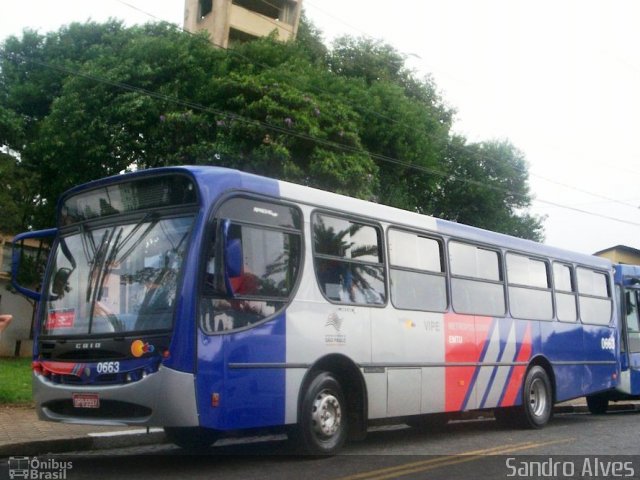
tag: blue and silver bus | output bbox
[12,166,619,454]
[585,263,640,414]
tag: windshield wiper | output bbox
[96,227,123,303]
[113,212,159,265]
[86,229,112,303]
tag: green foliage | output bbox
[433,138,545,241]
[0,153,38,231]
[0,358,32,404]
[0,17,543,240]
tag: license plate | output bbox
[72,393,100,409]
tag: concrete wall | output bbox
[184,0,302,48]
[596,249,640,265]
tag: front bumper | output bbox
[33,365,199,427]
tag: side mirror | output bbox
[11,228,57,301]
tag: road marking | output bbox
[337,438,575,480]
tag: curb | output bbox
[0,430,167,457]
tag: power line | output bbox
[531,173,639,210]
[5,49,640,230]
[111,0,444,148]
[303,0,640,210]
[5,0,640,226]
[303,0,372,39]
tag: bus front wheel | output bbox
[294,371,348,455]
[519,365,553,428]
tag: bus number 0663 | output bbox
[96,362,120,374]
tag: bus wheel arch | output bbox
[295,354,368,452]
[528,355,557,403]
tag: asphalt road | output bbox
[3,410,640,480]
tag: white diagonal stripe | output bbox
[483,322,517,408]
[468,321,501,409]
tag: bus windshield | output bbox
[42,215,194,336]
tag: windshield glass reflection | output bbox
[43,216,194,336]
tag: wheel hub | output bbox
[311,390,342,438]
[528,377,547,417]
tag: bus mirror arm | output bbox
[11,228,57,301]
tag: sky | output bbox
[1,0,640,255]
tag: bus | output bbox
[12,166,619,454]
[585,263,640,414]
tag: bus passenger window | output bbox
[507,253,552,321]
[313,214,386,306]
[577,268,612,326]
[626,290,640,353]
[449,241,505,316]
[199,198,302,334]
[388,229,447,312]
[553,263,577,322]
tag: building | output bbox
[184,0,303,49]
[594,245,640,265]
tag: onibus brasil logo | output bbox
[8,457,72,479]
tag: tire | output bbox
[586,395,609,415]
[293,371,348,455]
[164,426,219,450]
[518,365,553,429]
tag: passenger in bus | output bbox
[317,260,343,300]
[340,271,383,305]
[210,237,271,331]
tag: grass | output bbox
[0,357,32,404]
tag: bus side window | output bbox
[388,229,447,312]
[627,290,640,353]
[577,268,612,326]
[312,213,386,306]
[449,241,505,317]
[200,200,302,334]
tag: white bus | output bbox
[13,166,618,454]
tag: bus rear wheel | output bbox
[518,365,553,428]
[293,371,348,455]
[164,426,219,450]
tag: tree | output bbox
[0,152,37,231]
[432,137,545,241]
[0,19,543,241]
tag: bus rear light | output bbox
[32,361,43,376]
[162,349,170,359]
[211,393,220,408]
